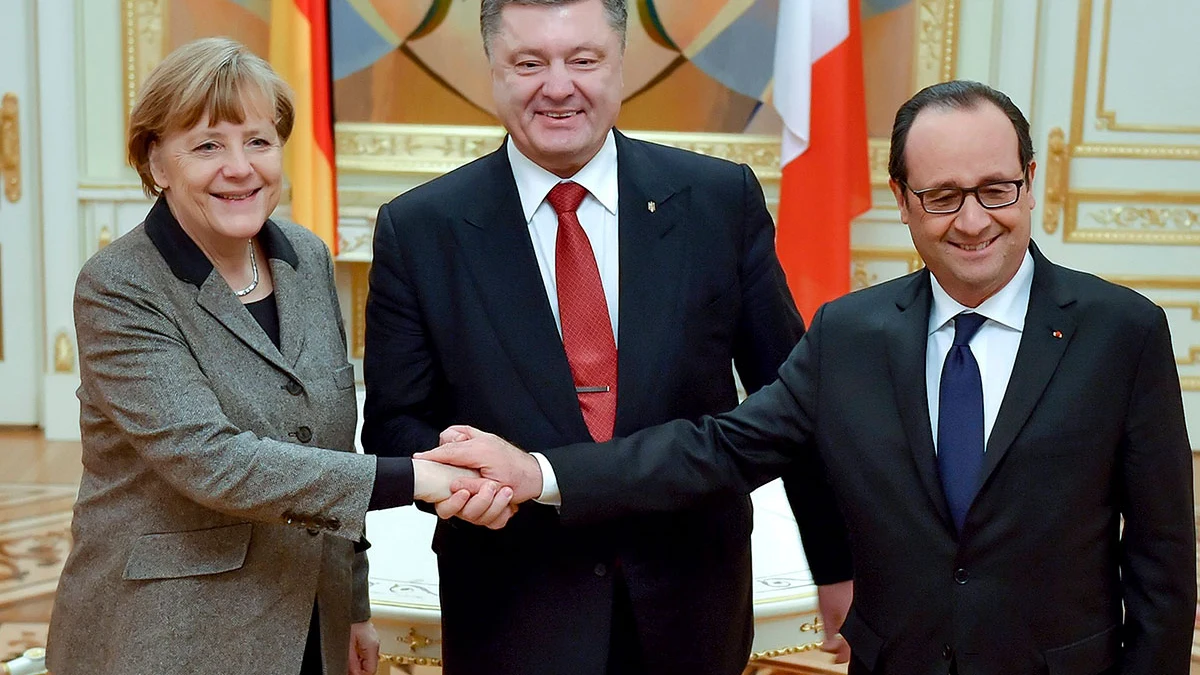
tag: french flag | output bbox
[773,0,871,320]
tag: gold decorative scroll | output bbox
[1064,191,1200,245]
[1042,128,1067,235]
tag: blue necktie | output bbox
[937,312,988,532]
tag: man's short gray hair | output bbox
[480,0,628,59]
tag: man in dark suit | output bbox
[425,80,1197,675]
[361,1,853,674]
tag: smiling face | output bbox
[890,103,1036,307]
[149,96,283,247]
[488,0,624,177]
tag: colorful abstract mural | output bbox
[160,0,917,136]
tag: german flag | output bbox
[270,0,338,254]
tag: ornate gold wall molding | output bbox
[1064,190,1200,245]
[1106,275,1200,290]
[850,248,924,290]
[1094,0,1200,134]
[1088,206,1198,232]
[53,332,74,373]
[916,0,959,86]
[1043,127,1068,234]
[0,93,20,203]
[1106,277,1200,392]
[336,124,788,180]
[869,139,890,187]
[1155,301,1200,367]
[1069,0,1200,157]
[122,0,166,123]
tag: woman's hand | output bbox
[348,620,380,675]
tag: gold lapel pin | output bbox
[1052,330,1063,339]
[647,201,656,213]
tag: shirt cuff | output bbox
[368,457,415,510]
[530,452,561,506]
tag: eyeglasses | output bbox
[900,179,1026,214]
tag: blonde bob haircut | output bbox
[127,37,295,197]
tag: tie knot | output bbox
[547,181,589,215]
[952,312,987,346]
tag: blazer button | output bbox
[942,644,954,661]
[953,568,969,584]
[295,426,313,443]
[326,517,341,531]
[593,563,607,577]
[283,380,303,396]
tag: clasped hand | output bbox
[411,425,543,529]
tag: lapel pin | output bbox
[647,201,656,213]
[1052,330,1063,339]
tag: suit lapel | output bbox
[979,246,1076,485]
[611,133,686,435]
[269,257,307,367]
[885,270,954,529]
[451,148,587,440]
[195,271,297,378]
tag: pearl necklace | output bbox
[233,241,259,297]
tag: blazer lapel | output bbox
[269,257,307,367]
[451,148,587,440]
[885,269,954,529]
[611,133,686,435]
[979,245,1076,485]
[195,271,297,378]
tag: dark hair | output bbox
[888,80,1034,185]
[480,0,628,59]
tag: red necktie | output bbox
[547,181,617,442]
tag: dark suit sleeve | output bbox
[730,165,853,586]
[545,304,835,525]
[361,203,443,459]
[1117,307,1196,675]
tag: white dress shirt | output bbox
[506,130,620,338]
[926,251,1034,450]
[507,132,620,505]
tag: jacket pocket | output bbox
[838,605,884,671]
[122,522,253,581]
[333,363,356,389]
[1044,625,1118,675]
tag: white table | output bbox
[366,479,826,668]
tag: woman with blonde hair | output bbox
[45,37,503,675]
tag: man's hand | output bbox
[347,621,380,675]
[816,579,853,664]
[416,425,544,503]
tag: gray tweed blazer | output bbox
[47,198,378,674]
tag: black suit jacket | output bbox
[545,245,1196,675]
[362,132,853,675]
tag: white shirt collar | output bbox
[928,249,1035,335]
[506,130,619,223]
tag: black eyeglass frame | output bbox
[899,178,1027,215]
